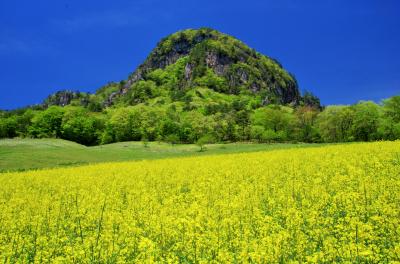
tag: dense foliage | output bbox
[0,29,398,145]
[127,28,300,105]
[0,95,399,145]
[1,142,399,262]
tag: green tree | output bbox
[15,109,36,137]
[61,107,104,146]
[351,101,382,141]
[196,134,216,152]
[294,106,320,142]
[317,106,354,142]
[193,68,228,92]
[141,135,150,148]
[236,110,251,140]
[102,107,143,143]
[124,80,158,105]
[379,96,400,140]
[301,91,321,109]
[0,117,17,138]
[250,125,265,142]
[250,105,295,142]
[165,134,180,145]
[181,111,215,143]
[382,96,400,122]
[262,129,281,143]
[28,106,65,138]
[161,118,181,141]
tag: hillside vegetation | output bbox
[1,95,399,146]
[0,28,399,145]
[0,142,398,262]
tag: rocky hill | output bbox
[118,28,299,104]
[44,28,303,109]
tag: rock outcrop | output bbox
[43,90,89,107]
[121,28,300,105]
[43,28,303,108]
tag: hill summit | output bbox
[44,28,302,109]
[114,28,300,105]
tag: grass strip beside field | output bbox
[0,138,324,172]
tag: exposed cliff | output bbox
[43,90,89,107]
[44,28,304,108]
[119,28,300,105]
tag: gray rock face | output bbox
[184,63,193,80]
[43,90,88,107]
[104,91,119,107]
[119,28,301,105]
[205,52,232,76]
[126,30,216,89]
[39,29,304,109]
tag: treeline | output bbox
[0,95,399,145]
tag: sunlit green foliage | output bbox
[61,107,104,146]
[0,28,398,145]
[28,106,65,138]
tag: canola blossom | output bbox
[0,142,399,263]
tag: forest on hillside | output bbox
[1,29,399,146]
[3,28,398,147]
[1,94,399,146]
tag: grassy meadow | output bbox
[0,138,319,172]
[0,141,399,262]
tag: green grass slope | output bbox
[0,138,321,172]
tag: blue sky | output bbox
[0,0,399,110]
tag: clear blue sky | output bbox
[0,0,399,110]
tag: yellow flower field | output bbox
[0,142,399,263]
